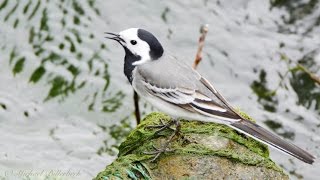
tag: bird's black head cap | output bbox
[137,29,164,60]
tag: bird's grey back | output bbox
[137,54,199,88]
[136,53,224,105]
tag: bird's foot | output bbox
[144,120,181,162]
[144,145,175,162]
[145,118,176,134]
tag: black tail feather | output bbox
[230,120,315,164]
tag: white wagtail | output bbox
[105,28,315,164]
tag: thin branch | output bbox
[268,69,290,96]
[297,63,320,85]
[192,24,209,69]
[274,53,320,96]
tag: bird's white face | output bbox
[106,28,164,67]
[118,28,151,65]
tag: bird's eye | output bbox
[130,40,137,45]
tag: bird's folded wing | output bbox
[142,80,241,121]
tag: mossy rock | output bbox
[95,112,288,180]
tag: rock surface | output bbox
[95,112,289,179]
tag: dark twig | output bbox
[133,91,141,125]
[193,24,209,69]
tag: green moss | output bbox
[120,112,269,158]
[95,155,151,180]
[236,109,256,122]
[95,112,285,179]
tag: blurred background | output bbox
[0,0,319,179]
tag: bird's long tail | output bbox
[229,119,315,164]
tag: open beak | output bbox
[104,32,125,44]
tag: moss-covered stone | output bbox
[95,112,288,180]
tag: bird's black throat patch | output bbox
[124,47,141,84]
[137,29,164,60]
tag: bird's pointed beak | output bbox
[104,32,125,44]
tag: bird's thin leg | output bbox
[145,118,176,134]
[144,120,181,162]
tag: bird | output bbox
[105,28,315,164]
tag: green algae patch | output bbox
[95,154,152,180]
[95,112,287,179]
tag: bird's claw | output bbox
[145,119,176,134]
[144,145,175,162]
[144,120,181,162]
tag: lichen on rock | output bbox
[95,112,288,180]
